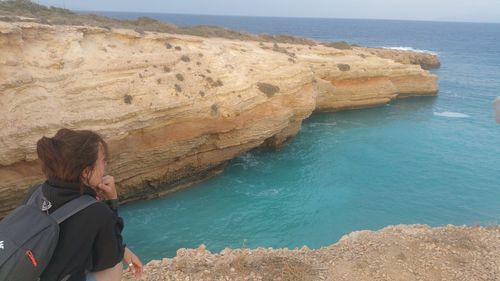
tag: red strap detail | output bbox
[26,250,38,267]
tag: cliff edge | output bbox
[122,224,500,281]
[0,19,438,217]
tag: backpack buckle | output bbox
[41,199,52,213]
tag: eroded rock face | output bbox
[306,47,438,111]
[0,22,438,217]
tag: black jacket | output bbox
[21,179,126,281]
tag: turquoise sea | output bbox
[93,13,500,261]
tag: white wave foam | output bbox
[256,188,281,197]
[433,111,470,118]
[235,153,261,169]
[322,122,337,126]
[381,46,437,55]
[309,122,337,127]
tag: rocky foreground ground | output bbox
[122,224,500,281]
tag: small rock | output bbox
[198,244,206,253]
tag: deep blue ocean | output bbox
[92,12,500,261]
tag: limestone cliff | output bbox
[0,21,438,217]
[364,47,440,70]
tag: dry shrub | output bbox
[123,94,133,104]
[174,84,182,92]
[272,43,296,58]
[249,256,316,281]
[280,258,317,281]
[204,77,223,87]
[213,79,223,87]
[257,82,280,97]
[337,63,350,71]
[211,103,218,115]
[230,254,249,272]
[175,73,184,81]
[322,41,352,50]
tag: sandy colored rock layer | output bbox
[365,48,440,70]
[122,224,500,281]
[0,21,438,217]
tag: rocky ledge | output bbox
[122,224,500,281]
[0,21,438,217]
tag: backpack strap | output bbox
[25,183,44,206]
[26,183,98,224]
[50,195,97,224]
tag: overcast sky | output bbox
[36,0,500,23]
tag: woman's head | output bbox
[36,128,109,193]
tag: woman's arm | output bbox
[123,247,144,277]
[95,176,144,277]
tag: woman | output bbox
[22,128,143,281]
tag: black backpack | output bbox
[0,183,97,281]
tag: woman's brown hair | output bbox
[36,128,109,193]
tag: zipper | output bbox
[26,250,38,267]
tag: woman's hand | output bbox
[123,247,143,277]
[96,175,118,200]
